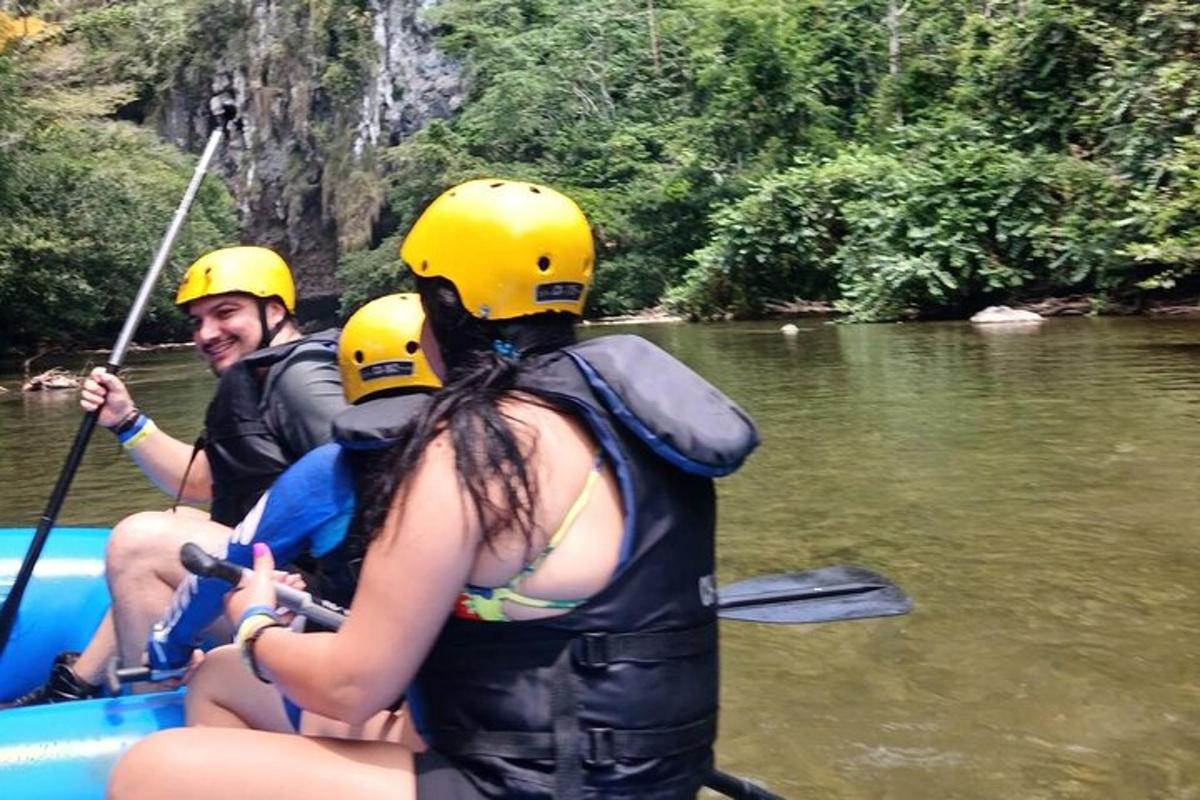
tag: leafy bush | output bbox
[0,121,237,353]
[670,117,1135,321]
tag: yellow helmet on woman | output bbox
[400,179,594,320]
[175,246,296,313]
[338,293,442,404]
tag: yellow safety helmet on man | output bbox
[338,293,442,404]
[400,179,594,320]
[175,246,296,313]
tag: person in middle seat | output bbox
[146,293,443,687]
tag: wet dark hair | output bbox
[356,276,577,547]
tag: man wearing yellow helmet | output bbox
[4,247,347,708]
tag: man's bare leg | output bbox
[104,510,233,672]
[69,609,119,685]
[67,508,214,684]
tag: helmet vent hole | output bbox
[529,186,540,194]
[489,182,504,188]
[353,350,364,364]
[537,256,551,272]
[405,341,419,355]
[421,260,429,272]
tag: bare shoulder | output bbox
[499,393,591,447]
[376,428,476,550]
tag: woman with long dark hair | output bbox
[108,179,758,800]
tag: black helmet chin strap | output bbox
[257,297,290,349]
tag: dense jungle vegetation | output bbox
[0,7,237,354]
[1,1,1198,354]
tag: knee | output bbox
[106,512,173,574]
[107,729,195,799]
[184,645,241,722]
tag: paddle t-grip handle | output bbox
[103,658,186,695]
[180,542,242,584]
[178,542,348,630]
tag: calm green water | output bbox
[3,318,1200,799]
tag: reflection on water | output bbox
[4,318,1200,798]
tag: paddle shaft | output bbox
[0,127,225,657]
[705,768,788,800]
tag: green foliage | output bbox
[336,233,412,317]
[671,118,1135,321]
[11,0,1200,334]
[0,120,237,353]
[330,0,1197,320]
[0,50,19,204]
[1124,136,1200,277]
[68,0,192,96]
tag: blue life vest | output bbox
[150,393,431,670]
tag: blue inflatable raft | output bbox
[0,527,184,800]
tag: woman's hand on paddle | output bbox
[226,542,278,622]
[80,367,135,429]
[224,543,305,625]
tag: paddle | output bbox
[0,121,229,657]
[180,544,912,628]
[716,564,912,623]
[179,544,912,800]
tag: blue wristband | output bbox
[115,414,149,446]
[238,605,279,627]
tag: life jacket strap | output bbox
[426,621,717,671]
[424,622,717,798]
[428,714,717,764]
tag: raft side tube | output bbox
[0,690,185,800]
[0,527,112,700]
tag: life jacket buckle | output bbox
[583,727,615,767]
[576,632,609,668]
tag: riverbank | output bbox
[4,294,1198,367]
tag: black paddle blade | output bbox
[717,565,912,624]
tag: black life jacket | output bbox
[204,329,339,526]
[408,334,759,800]
[332,393,433,452]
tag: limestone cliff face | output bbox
[158,0,461,302]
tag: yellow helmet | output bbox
[400,179,594,320]
[176,246,296,313]
[338,293,442,404]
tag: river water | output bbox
[2,317,1199,799]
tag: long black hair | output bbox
[356,276,577,548]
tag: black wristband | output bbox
[110,407,142,435]
[244,622,286,684]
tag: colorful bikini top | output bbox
[453,453,604,622]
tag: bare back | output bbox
[462,396,624,620]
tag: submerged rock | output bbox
[969,306,1044,325]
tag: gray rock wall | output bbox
[158,0,462,302]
